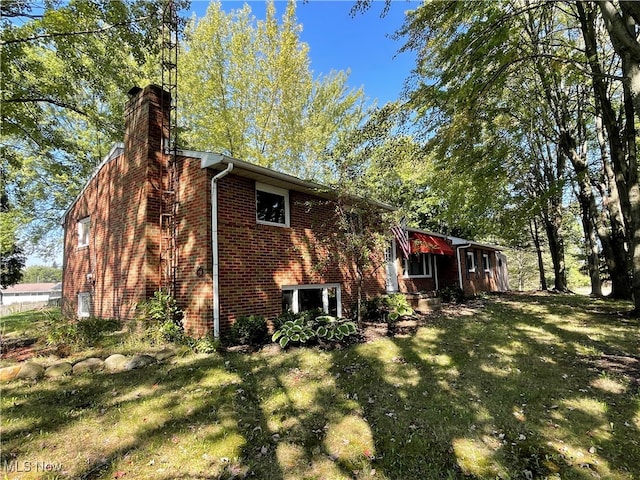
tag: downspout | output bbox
[211,163,234,338]
[456,244,471,290]
[433,255,439,291]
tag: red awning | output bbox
[409,233,455,256]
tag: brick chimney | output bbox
[123,85,172,298]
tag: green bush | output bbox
[272,311,358,349]
[229,315,268,346]
[137,290,184,344]
[272,317,315,348]
[45,313,120,353]
[437,286,465,304]
[192,333,221,354]
[362,294,414,323]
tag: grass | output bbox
[1,293,639,479]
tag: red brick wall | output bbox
[173,158,213,337]
[215,174,387,332]
[63,84,388,335]
[62,85,169,320]
[459,247,500,296]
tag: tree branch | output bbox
[0,15,152,46]
[3,97,89,117]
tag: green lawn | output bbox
[1,293,639,479]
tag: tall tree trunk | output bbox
[529,217,547,291]
[541,207,567,292]
[579,2,637,302]
[595,115,632,298]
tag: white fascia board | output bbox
[190,149,396,211]
[448,235,503,251]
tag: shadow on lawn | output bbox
[2,294,638,479]
[1,354,284,480]
[328,293,639,479]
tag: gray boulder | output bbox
[73,358,104,374]
[16,362,44,380]
[45,362,73,378]
[124,354,157,371]
[104,354,129,372]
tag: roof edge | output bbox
[61,143,124,225]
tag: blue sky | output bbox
[27,1,417,267]
[191,0,417,105]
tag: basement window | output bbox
[282,284,340,317]
[78,216,90,248]
[256,183,289,227]
[78,292,91,318]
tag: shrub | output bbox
[272,317,315,348]
[229,315,268,346]
[272,311,358,349]
[137,290,185,344]
[314,315,357,341]
[362,294,414,323]
[192,333,221,354]
[437,286,465,304]
[45,312,120,353]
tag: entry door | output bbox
[385,241,399,292]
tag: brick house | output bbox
[62,85,508,336]
[387,229,509,299]
[61,85,391,336]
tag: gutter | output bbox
[455,243,472,290]
[211,163,234,338]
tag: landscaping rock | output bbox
[16,362,44,380]
[73,358,104,374]
[104,354,129,372]
[124,354,156,371]
[154,347,176,361]
[45,362,73,378]
[0,365,22,382]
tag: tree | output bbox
[0,180,25,288]
[386,0,640,299]
[179,0,367,180]
[21,265,63,283]
[1,0,180,256]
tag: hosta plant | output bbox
[272,318,315,348]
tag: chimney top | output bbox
[127,86,142,97]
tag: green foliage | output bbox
[314,315,357,341]
[362,294,414,323]
[180,0,366,181]
[272,311,358,349]
[191,333,222,354]
[1,0,180,255]
[21,265,62,283]
[137,290,185,344]
[45,310,120,353]
[272,318,315,349]
[437,286,465,304]
[228,315,268,347]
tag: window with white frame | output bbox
[404,253,432,278]
[78,216,90,247]
[78,292,91,318]
[482,253,490,273]
[256,182,289,227]
[282,284,340,317]
[466,251,476,272]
